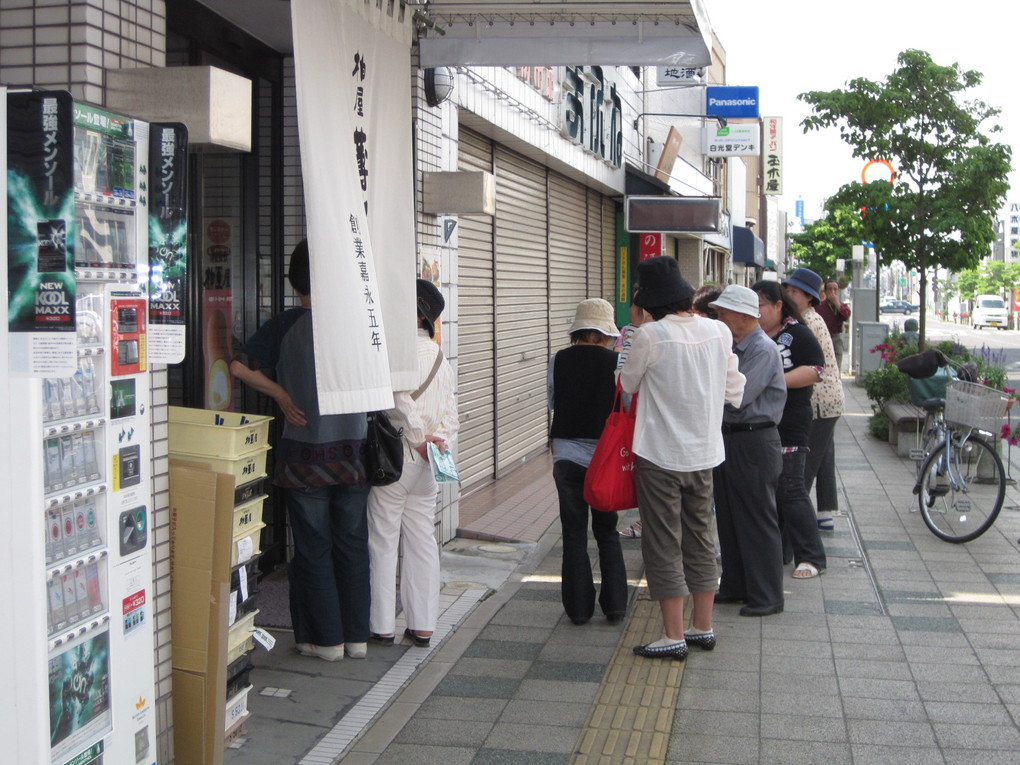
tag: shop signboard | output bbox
[705,86,760,119]
[703,123,760,157]
[560,66,623,169]
[656,66,703,86]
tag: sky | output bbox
[706,0,1020,224]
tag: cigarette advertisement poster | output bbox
[7,90,78,375]
[147,122,188,364]
[48,629,112,763]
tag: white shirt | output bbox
[389,329,459,450]
[620,314,745,472]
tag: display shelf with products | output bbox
[42,354,104,423]
[42,426,105,497]
[46,492,106,566]
[47,553,110,642]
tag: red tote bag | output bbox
[583,384,638,512]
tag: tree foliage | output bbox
[954,261,1020,303]
[788,202,867,282]
[799,49,1012,348]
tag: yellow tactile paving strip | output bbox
[572,585,685,765]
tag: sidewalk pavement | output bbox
[226,379,1020,765]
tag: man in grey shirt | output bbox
[709,285,787,616]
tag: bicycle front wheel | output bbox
[917,434,1005,543]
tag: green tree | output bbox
[955,268,980,302]
[788,202,867,281]
[800,49,1012,349]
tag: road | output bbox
[879,310,1020,375]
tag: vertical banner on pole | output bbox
[7,91,77,376]
[147,123,188,364]
[291,0,418,413]
[763,116,783,196]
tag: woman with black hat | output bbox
[620,256,745,660]
[367,279,458,649]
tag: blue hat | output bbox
[782,267,822,304]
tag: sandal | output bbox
[792,562,823,579]
[619,521,642,539]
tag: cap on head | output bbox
[416,279,445,337]
[568,298,620,337]
[709,284,761,318]
[782,267,823,304]
[633,256,696,310]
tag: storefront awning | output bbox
[416,0,713,67]
[732,225,764,267]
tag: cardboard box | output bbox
[170,465,237,765]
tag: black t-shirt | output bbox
[772,321,824,447]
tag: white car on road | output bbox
[972,295,1009,329]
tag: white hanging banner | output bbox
[291,0,417,414]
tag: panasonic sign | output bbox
[705,86,760,119]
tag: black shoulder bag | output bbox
[364,348,444,486]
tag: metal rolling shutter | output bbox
[456,130,496,488]
[602,197,619,303]
[586,189,606,301]
[494,145,549,474]
[548,173,590,351]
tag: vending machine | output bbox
[4,90,181,765]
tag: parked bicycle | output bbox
[897,350,1010,543]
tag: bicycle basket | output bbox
[943,380,1009,433]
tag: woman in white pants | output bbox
[367,279,458,648]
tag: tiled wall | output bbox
[0,1,175,759]
[412,61,462,542]
[0,0,165,104]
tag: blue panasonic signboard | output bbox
[705,86,760,119]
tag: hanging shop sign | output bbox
[656,66,704,86]
[763,116,783,195]
[7,90,78,376]
[703,122,759,157]
[625,196,723,234]
[639,233,663,260]
[561,66,623,169]
[147,123,188,364]
[705,86,760,119]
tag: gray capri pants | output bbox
[633,455,719,600]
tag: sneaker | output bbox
[296,643,344,661]
[344,642,367,659]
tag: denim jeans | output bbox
[777,450,826,569]
[285,482,371,646]
[553,459,628,622]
